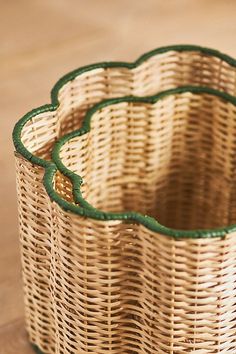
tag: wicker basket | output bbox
[13,45,236,354]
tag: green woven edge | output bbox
[12,44,236,238]
[31,344,45,354]
[51,86,236,238]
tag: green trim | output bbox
[31,344,45,354]
[12,45,236,239]
[13,44,236,168]
[51,86,236,238]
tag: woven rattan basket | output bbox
[13,45,236,354]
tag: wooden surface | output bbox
[1,0,236,352]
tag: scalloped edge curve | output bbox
[12,45,236,238]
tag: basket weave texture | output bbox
[13,45,236,353]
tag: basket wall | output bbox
[14,47,236,353]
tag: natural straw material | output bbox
[12,46,236,353]
[53,87,236,234]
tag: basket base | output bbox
[31,343,45,354]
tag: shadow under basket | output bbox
[13,45,236,354]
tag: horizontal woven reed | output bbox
[55,89,236,232]
[13,45,236,353]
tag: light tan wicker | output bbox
[54,88,236,232]
[13,45,236,354]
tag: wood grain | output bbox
[1,0,236,352]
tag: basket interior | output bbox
[57,91,236,231]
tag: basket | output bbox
[13,45,236,354]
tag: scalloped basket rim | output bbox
[12,44,236,238]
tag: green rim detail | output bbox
[51,86,236,238]
[31,344,45,354]
[12,44,236,239]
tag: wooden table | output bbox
[1,0,236,352]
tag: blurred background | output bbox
[1,0,236,352]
